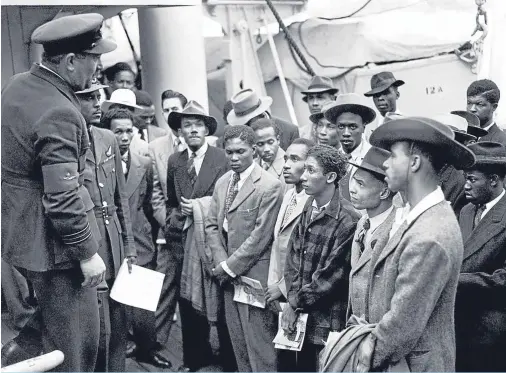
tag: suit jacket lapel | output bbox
[91,127,106,165]
[125,153,144,198]
[191,148,220,198]
[228,164,260,213]
[280,192,307,231]
[463,194,506,260]
[373,218,409,269]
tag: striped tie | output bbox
[225,173,241,215]
[281,194,297,228]
[187,152,197,185]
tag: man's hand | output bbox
[180,197,194,217]
[212,263,231,284]
[127,255,137,273]
[265,284,283,304]
[281,303,298,334]
[80,253,106,288]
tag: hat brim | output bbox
[227,97,273,126]
[309,112,324,124]
[471,157,506,167]
[364,80,405,97]
[101,100,143,114]
[347,160,386,178]
[324,103,376,125]
[168,112,217,136]
[467,125,488,138]
[370,118,476,169]
[76,83,109,95]
[83,38,117,55]
[450,110,486,136]
[301,88,338,102]
[453,131,477,144]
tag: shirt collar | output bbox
[187,141,208,159]
[342,138,371,161]
[312,197,332,211]
[406,186,446,225]
[39,63,67,84]
[238,162,255,181]
[368,205,394,233]
[483,122,496,131]
[484,188,505,213]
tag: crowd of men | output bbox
[1,12,505,373]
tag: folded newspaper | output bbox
[233,276,266,308]
[273,311,308,351]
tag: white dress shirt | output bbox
[221,162,256,278]
[480,189,505,220]
[187,141,208,176]
[483,121,496,132]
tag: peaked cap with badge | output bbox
[301,76,339,102]
[168,100,218,136]
[32,13,116,56]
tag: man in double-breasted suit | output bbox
[368,117,476,371]
[347,147,395,319]
[164,101,230,370]
[457,142,506,372]
[206,125,283,372]
[1,14,115,371]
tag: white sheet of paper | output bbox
[233,276,266,308]
[110,259,165,311]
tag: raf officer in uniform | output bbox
[76,79,136,371]
[1,14,115,372]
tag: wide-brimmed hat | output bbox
[301,76,338,102]
[431,113,476,144]
[364,72,405,97]
[348,146,391,178]
[450,127,477,144]
[450,110,487,138]
[75,77,108,95]
[101,89,143,114]
[466,142,506,167]
[32,13,116,56]
[324,93,376,125]
[227,89,273,126]
[168,100,217,136]
[369,116,476,169]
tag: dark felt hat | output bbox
[348,146,391,178]
[32,13,116,55]
[450,110,488,138]
[323,93,376,125]
[466,142,506,167]
[301,76,338,102]
[369,116,476,169]
[364,71,405,97]
[168,100,217,136]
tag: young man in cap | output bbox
[347,147,396,321]
[367,116,475,371]
[227,88,300,151]
[282,144,360,372]
[324,93,375,201]
[467,79,506,145]
[165,101,230,371]
[1,13,116,371]
[456,141,506,372]
[206,125,283,372]
[264,138,315,371]
[364,71,404,125]
[251,118,287,188]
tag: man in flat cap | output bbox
[456,141,506,372]
[367,117,475,371]
[1,13,116,371]
[364,71,404,126]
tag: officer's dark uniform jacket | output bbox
[1,64,100,270]
[85,126,135,280]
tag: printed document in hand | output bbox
[273,311,308,351]
[233,276,265,308]
[110,259,165,311]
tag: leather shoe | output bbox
[137,350,172,369]
[1,340,31,367]
[126,340,137,358]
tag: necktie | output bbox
[355,218,371,256]
[121,153,129,176]
[225,173,241,214]
[473,204,486,229]
[262,161,271,170]
[187,152,197,185]
[281,194,298,228]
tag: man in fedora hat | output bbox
[301,76,338,115]
[364,71,404,125]
[466,79,506,145]
[1,13,116,371]
[456,141,506,372]
[165,101,230,371]
[367,116,475,371]
[324,93,376,201]
[347,147,396,323]
[227,88,299,151]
